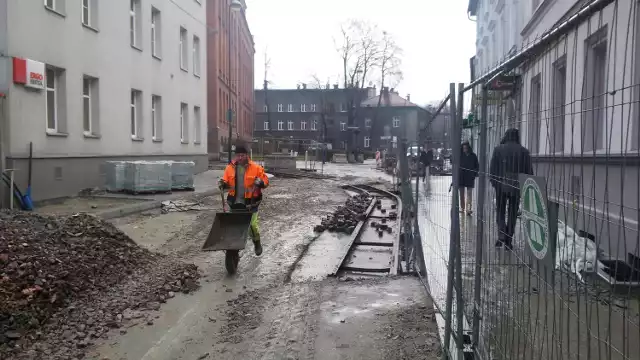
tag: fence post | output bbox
[454,83,465,359]
[443,83,460,359]
[472,84,489,359]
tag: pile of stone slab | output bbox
[313,193,373,234]
[104,160,195,194]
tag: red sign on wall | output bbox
[13,57,46,90]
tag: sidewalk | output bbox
[35,170,224,220]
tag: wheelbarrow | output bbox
[202,190,254,275]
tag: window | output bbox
[277,104,283,112]
[193,35,201,76]
[82,0,91,27]
[288,121,294,130]
[551,57,566,153]
[151,95,162,140]
[340,122,346,131]
[364,136,371,148]
[528,74,542,154]
[277,121,284,130]
[180,103,189,143]
[340,103,346,112]
[82,76,99,135]
[392,116,400,128]
[301,104,307,112]
[180,27,188,70]
[194,106,201,144]
[582,28,607,152]
[311,104,317,112]
[45,0,65,14]
[287,104,293,112]
[311,119,317,131]
[130,89,142,139]
[365,118,372,128]
[301,121,307,130]
[264,121,269,130]
[341,141,347,149]
[46,68,57,132]
[151,7,161,58]
[130,0,141,48]
[263,105,268,112]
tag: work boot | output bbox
[253,240,263,256]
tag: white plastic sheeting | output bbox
[555,220,603,281]
[105,161,127,192]
[123,161,172,193]
[170,161,195,190]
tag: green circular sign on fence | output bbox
[521,178,549,260]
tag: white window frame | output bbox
[301,121,307,130]
[311,119,317,131]
[45,0,55,9]
[151,95,160,140]
[301,104,307,112]
[82,0,90,26]
[130,0,138,47]
[263,121,269,130]
[277,120,284,130]
[287,104,293,112]
[193,106,201,144]
[340,122,346,131]
[288,121,294,130]
[193,35,201,76]
[392,116,400,128]
[130,90,138,138]
[151,8,160,58]
[364,136,371,148]
[365,118,372,128]
[46,68,58,132]
[82,77,92,134]
[263,105,268,112]
[179,27,188,71]
[311,104,316,112]
[277,104,283,112]
[180,103,188,143]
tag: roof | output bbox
[360,91,420,108]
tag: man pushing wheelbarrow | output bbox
[203,143,269,274]
[218,143,269,256]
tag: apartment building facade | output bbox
[206,0,254,159]
[0,0,208,201]
[254,86,428,152]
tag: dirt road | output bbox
[89,168,440,360]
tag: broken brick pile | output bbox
[314,193,373,234]
[0,211,200,359]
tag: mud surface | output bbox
[89,164,441,360]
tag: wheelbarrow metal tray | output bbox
[202,211,253,251]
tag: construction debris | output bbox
[313,193,373,234]
[0,211,200,359]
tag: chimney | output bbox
[297,84,301,90]
[302,83,307,89]
[407,94,411,102]
[390,88,395,94]
[333,84,339,89]
[382,86,389,94]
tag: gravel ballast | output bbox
[0,211,201,359]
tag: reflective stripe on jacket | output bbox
[222,160,269,204]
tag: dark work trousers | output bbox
[495,189,520,244]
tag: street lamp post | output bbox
[227,0,243,163]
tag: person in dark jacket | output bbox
[489,128,533,249]
[419,148,434,183]
[458,141,479,215]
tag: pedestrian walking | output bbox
[419,147,433,185]
[489,128,533,250]
[458,141,479,215]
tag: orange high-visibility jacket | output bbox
[222,160,269,203]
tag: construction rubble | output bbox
[0,211,200,359]
[313,193,373,235]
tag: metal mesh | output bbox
[403,1,640,359]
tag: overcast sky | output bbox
[245,0,476,106]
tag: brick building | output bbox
[206,0,254,160]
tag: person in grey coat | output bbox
[489,128,533,249]
[458,141,479,215]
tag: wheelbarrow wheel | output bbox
[225,250,240,275]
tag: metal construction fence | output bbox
[398,0,640,359]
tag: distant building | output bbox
[206,0,255,159]
[254,86,430,153]
[0,0,207,201]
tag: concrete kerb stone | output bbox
[96,188,220,220]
